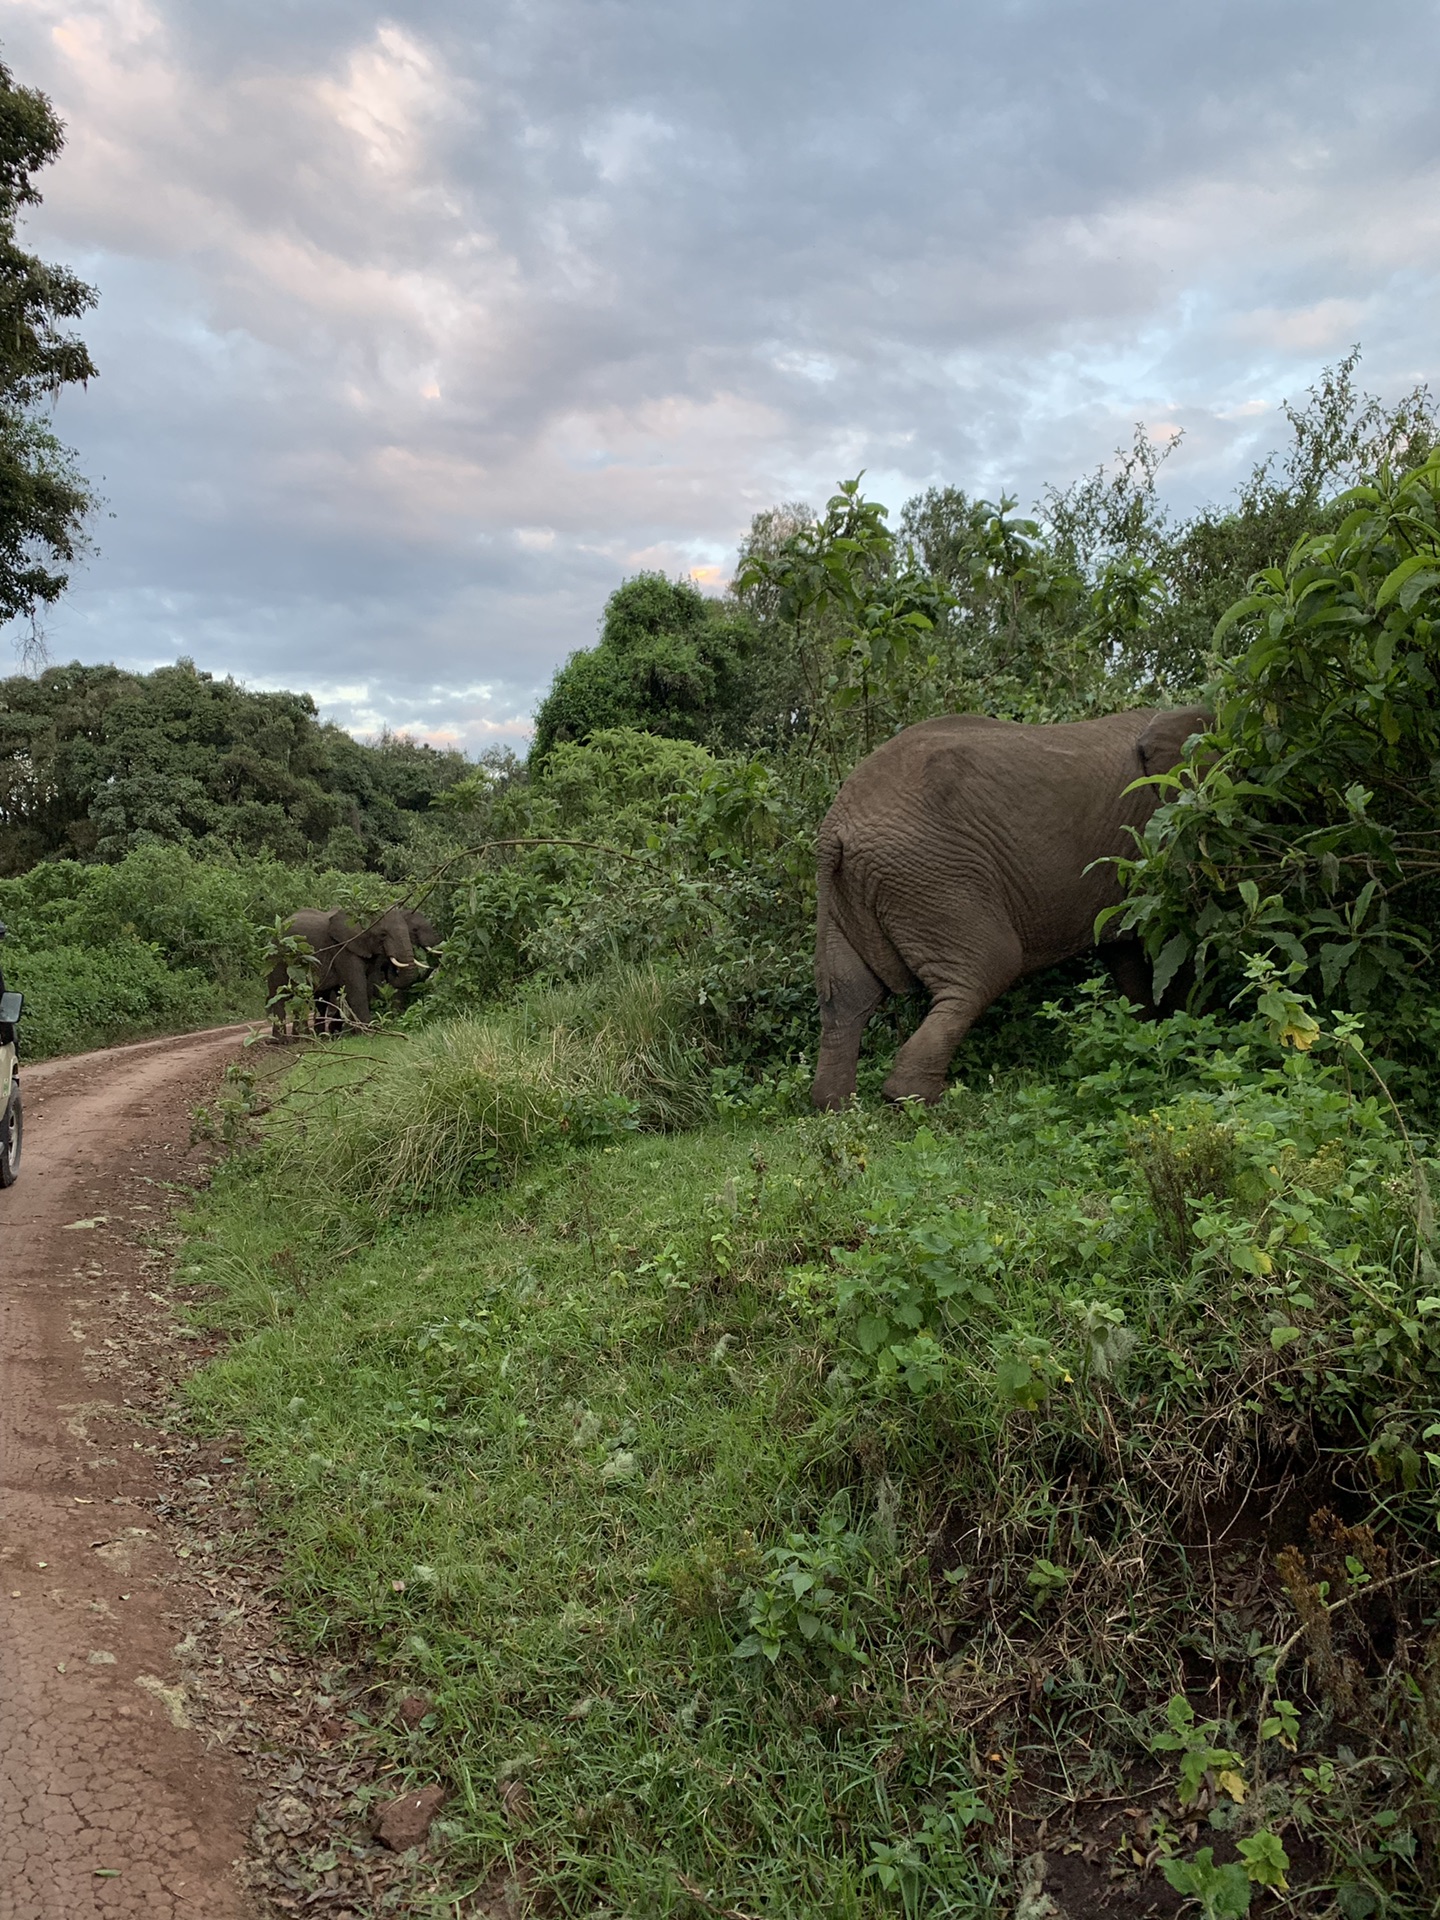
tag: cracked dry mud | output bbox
[0,1025,258,1920]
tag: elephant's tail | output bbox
[814,822,844,984]
[815,818,916,998]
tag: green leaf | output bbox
[1237,1830,1290,1890]
[1376,551,1439,609]
[1163,1851,1252,1916]
[1026,1558,1068,1592]
[1270,1324,1303,1351]
[855,1314,890,1355]
[1151,930,1192,1003]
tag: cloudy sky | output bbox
[5,0,1439,750]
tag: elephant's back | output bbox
[830,708,1168,832]
[287,909,332,944]
[819,709,1167,966]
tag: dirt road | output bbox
[0,1025,261,1920]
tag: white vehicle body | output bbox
[0,975,22,1185]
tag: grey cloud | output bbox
[3,0,1439,747]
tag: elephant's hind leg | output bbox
[812,923,887,1110]
[883,935,1022,1105]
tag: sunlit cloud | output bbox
[2,0,1438,749]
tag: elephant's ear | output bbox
[1136,706,1209,776]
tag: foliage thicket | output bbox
[1111,449,1440,1041]
[0,659,470,875]
[424,728,818,1068]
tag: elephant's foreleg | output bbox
[1102,941,1152,1011]
[266,965,286,1037]
[334,952,371,1026]
[1102,940,1192,1016]
[812,924,887,1110]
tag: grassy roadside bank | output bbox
[178,988,1440,1917]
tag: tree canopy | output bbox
[531,573,758,761]
[0,56,97,639]
[0,659,470,874]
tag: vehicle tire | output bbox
[0,1084,22,1187]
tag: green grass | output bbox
[181,988,1440,1916]
[256,964,716,1227]
[189,1110,919,1914]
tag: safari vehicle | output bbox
[0,922,22,1187]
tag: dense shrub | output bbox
[423,729,817,1067]
[1111,448,1440,1046]
[4,940,224,1057]
[531,573,760,761]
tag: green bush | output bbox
[4,939,226,1057]
[422,730,819,1073]
[1112,448,1440,1037]
[531,573,759,761]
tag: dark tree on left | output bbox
[0,52,97,643]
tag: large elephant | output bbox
[811,706,1207,1108]
[268,906,419,1036]
[313,909,440,1034]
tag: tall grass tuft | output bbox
[267,965,714,1217]
[516,963,716,1132]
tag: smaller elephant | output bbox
[268,906,419,1037]
[314,910,440,1034]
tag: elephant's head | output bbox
[337,906,417,974]
[1136,705,1210,778]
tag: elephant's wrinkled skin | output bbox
[812,706,1207,1109]
[268,906,418,1036]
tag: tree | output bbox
[0,659,470,874]
[0,57,98,647]
[531,573,757,761]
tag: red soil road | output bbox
[0,1025,261,1920]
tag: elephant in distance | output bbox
[267,905,420,1037]
[811,706,1207,1108]
[313,909,440,1034]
